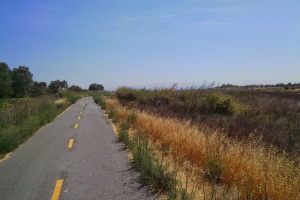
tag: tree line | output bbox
[0,62,104,98]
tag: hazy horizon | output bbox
[1,0,299,90]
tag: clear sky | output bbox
[1,0,299,90]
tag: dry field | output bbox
[105,98,300,200]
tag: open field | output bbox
[115,87,300,155]
[102,97,300,200]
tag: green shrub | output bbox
[128,112,137,124]
[127,133,177,197]
[115,87,136,101]
[119,123,131,148]
[66,92,80,104]
[201,92,236,114]
[120,122,130,130]
[108,110,118,123]
[92,94,106,109]
[203,157,225,184]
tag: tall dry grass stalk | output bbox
[106,98,300,200]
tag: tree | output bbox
[0,62,13,98]
[88,83,104,91]
[68,85,82,92]
[48,80,68,93]
[11,66,33,98]
[30,81,47,97]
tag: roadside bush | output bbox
[92,94,106,109]
[108,110,118,123]
[118,127,178,198]
[128,112,137,124]
[116,87,136,101]
[65,92,81,104]
[201,92,236,114]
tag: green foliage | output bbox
[65,92,81,104]
[203,157,225,184]
[128,112,137,124]
[0,62,13,98]
[68,85,83,92]
[11,66,33,98]
[0,97,68,153]
[120,121,130,131]
[91,92,106,109]
[89,83,104,91]
[118,127,179,199]
[201,92,236,114]
[108,110,118,123]
[119,123,131,147]
[29,81,47,97]
[115,87,136,101]
[48,80,68,93]
[131,134,176,195]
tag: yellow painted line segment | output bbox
[51,179,64,200]
[68,139,74,149]
[74,123,78,129]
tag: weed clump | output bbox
[66,92,81,104]
[201,92,235,114]
[108,110,118,123]
[118,124,179,198]
[203,157,225,184]
[116,87,136,101]
[91,92,106,109]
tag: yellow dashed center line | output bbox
[51,179,64,200]
[50,107,85,198]
[68,139,74,149]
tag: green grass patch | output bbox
[91,91,111,109]
[0,97,69,154]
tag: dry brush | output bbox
[106,98,300,200]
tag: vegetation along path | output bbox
[0,97,157,200]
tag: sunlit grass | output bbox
[105,98,300,200]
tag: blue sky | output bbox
[1,0,299,89]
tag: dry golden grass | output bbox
[54,98,66,104]
[106,98,300,200]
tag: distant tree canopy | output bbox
[68,85,82,92]
[1,62,93,98]
[30,81,47,97]
[11,66,33,98]
[48,80,68,93]
[0,62,13,98]
[220,84,237,88]
[89,83,104,91]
